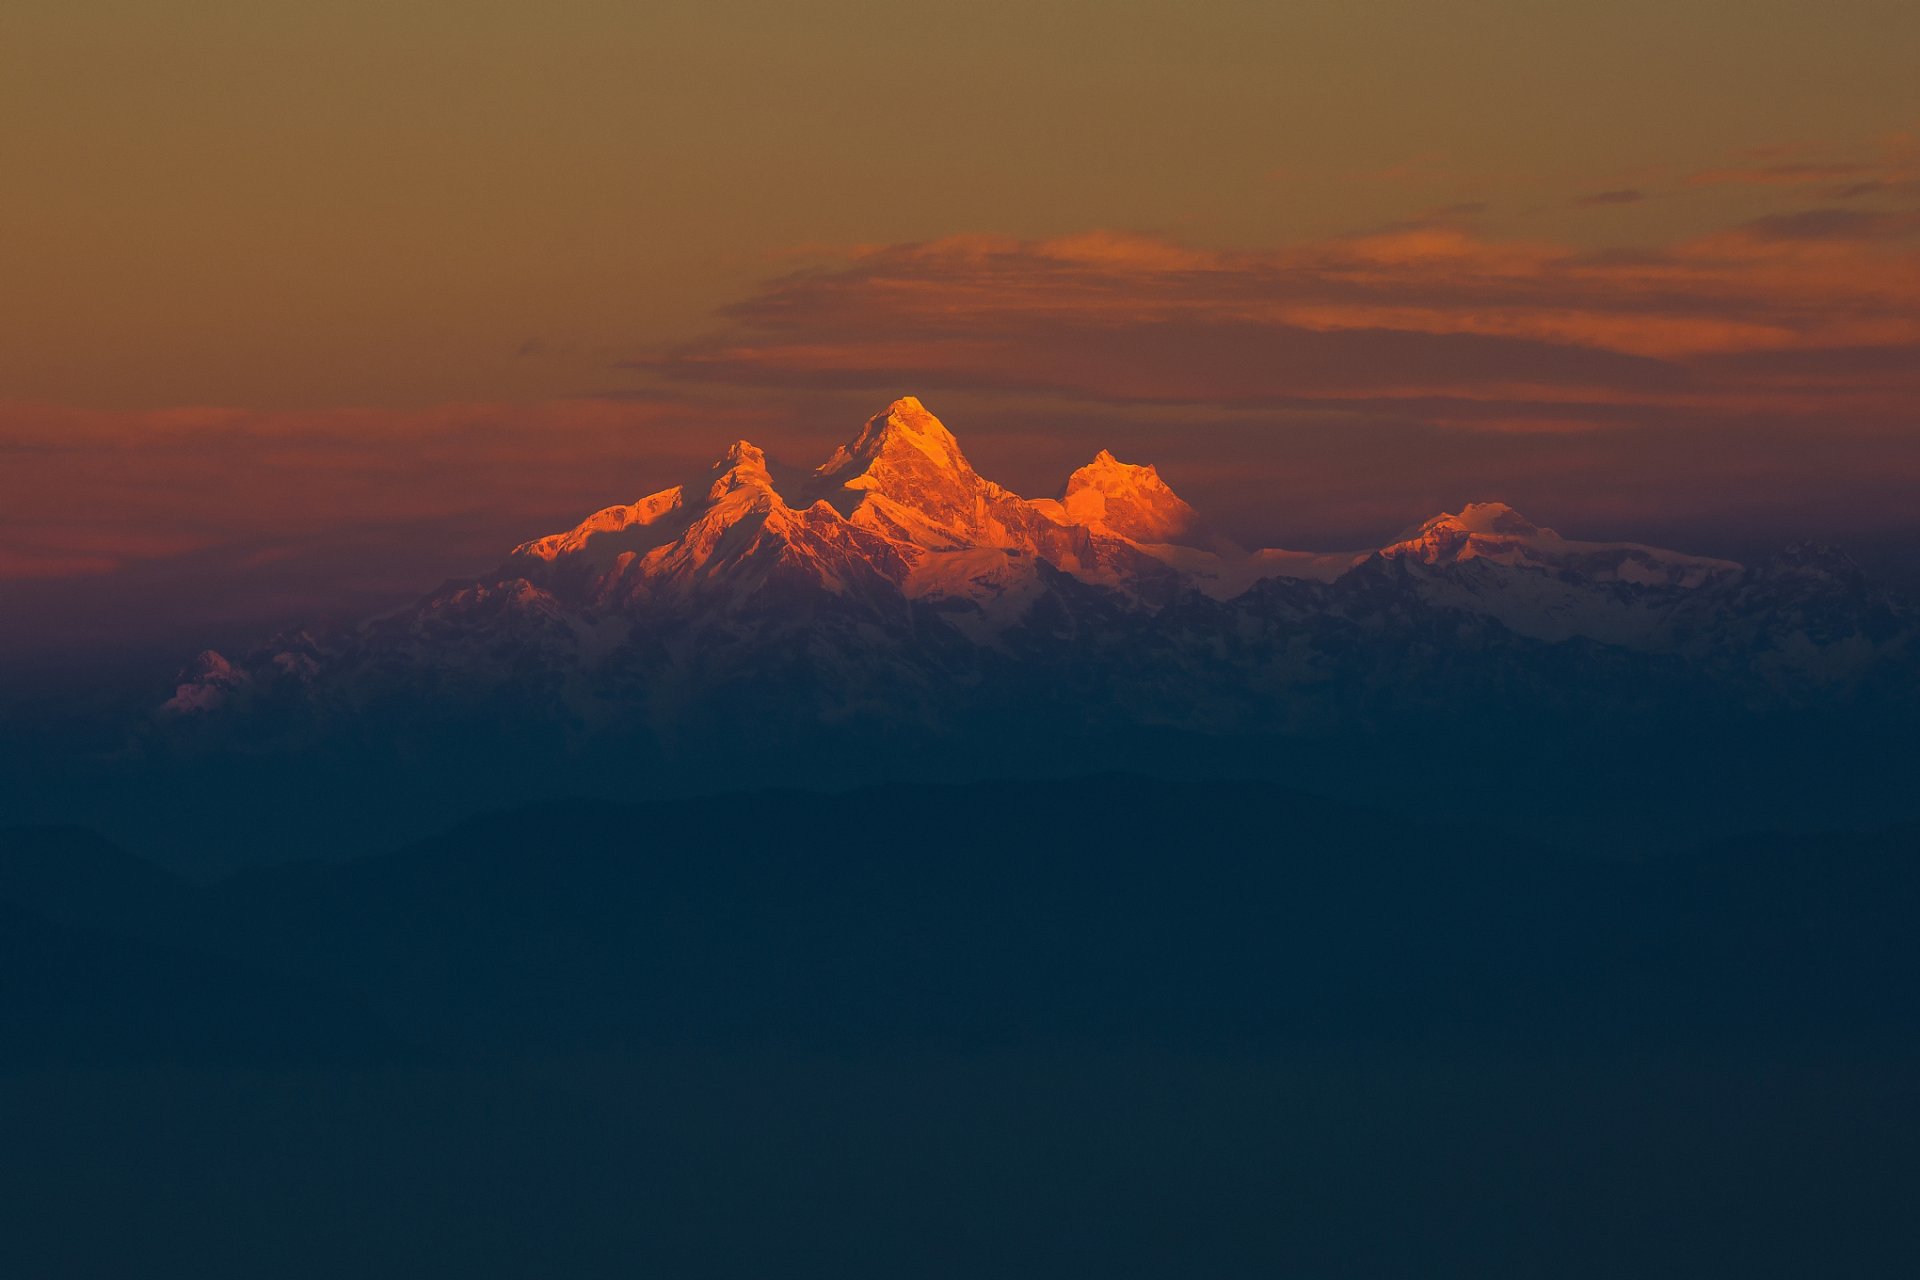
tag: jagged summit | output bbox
[1054,449,1206,546]
[720,439,768,468]
[806,397,1020,549]
[495,396,1761,622]
[1405,502,1548,541]
[709,440,778,497]
[817,396,966,479]
[1382,502,1556,566]
[512,487,686,562]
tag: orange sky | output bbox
[2,1,1918,672]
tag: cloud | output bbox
[632,217,1920,436]
[1735,207,1920,243]
[1830,178,1920,200]
[1688,161,1874,188]
[1686,139,1920,206]
[1575,188,1645,206]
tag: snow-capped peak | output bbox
[707,439,778,500]
[512,487,687,562]
[805,397,1035,552]
[721,439,768,469]
[815,396,968,485]
[1057,449,1205,546]
[496,395,1757,643]
[1381,501,1739,592]
[1397,502,1549,544]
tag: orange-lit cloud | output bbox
[1574,189,1646,207]
[633,212,1920,435]
[1686,137,1920,204]
[1687,162,1876,188]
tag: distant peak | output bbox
[1409,502,1550,540]
[719,439,767,469]
[1080,448,1161,480]
[1066,449,1162,488]
[816,397,973,487]
[1059,449,1201,545]
[706,439,777,501]
[1453,502,1540,534]
[869,397,962,465]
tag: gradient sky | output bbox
[3,0,1918,676]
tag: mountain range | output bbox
[162,396,1916,750]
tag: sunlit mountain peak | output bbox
[817,396,968,483]
[1394,502,1547,544]
[707,440,778,500]
[1058,449,1205,546]
[1381,500,1739,595]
